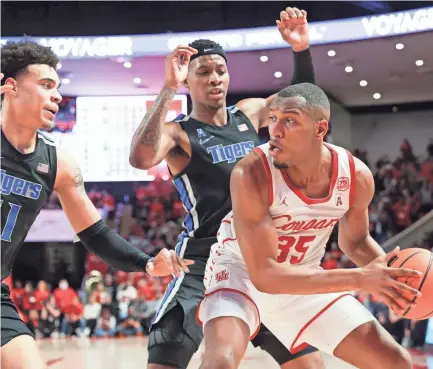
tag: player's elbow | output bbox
[129,151,152,170]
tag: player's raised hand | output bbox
[0,73,14,95]
[164,45,198,90]
[359,247,422,314]
[146,248,195,277]
[276,7,309,52]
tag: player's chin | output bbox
[207,96,225,108]
[272,158,289,169]
[40,117,54,130]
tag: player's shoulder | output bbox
[328,143,373,180]
[54,146,81,189]
[231,145,269,189]
[349,153,375,205]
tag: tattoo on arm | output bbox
[133,87,176,147]
[73,166,85,192]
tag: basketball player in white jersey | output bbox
[197,83,421,369]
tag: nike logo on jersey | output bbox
[199,136,215,145]
[204,48,214,52]
[0,170,42,200]
[207,141,255,164]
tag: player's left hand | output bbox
[146,248,195,277]
[276,7,310,52]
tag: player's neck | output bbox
[190,102,227,126]
[285,144,332,189]
[1,116,38,154]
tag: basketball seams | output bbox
[409,251,433,319]
[392,250,433,319]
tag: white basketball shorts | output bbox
[197,242,376,356]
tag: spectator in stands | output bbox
[378,308,407,345]
[321,252,338,270]
[83,292,101,336]
[94,281,108,304]
[22,282,36,314]
[54,279,78,313]
[392,196,411,233]
[116,305,143,337]
[62,296,85,336]
[39,295,60,338]
[116,275,137,306]
[409,319,429,349]
[400,139,416,163]
[94,307,116,337]
[34,280,50,310]
[131,288,159,333]
[420,179,433,213]
[11,280,24,308]
[26,309,40,335]
[103,274,117,302]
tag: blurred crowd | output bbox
[10,139,432,345]
[8,272,172,339]
[322,139,433,349]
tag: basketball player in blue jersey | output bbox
[130,7,325,369]
[1,41,191,369]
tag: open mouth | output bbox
[269,142,282,153]
[44,108,57,119]
[209,89,224,97]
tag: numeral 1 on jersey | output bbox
[1,200,22,242]
[277,235,316,264]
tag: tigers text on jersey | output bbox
[1,130,57,280]
[217,142,356,269]
[171,106,260,262]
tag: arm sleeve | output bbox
[291,47,315,85]
[76,220,151,272]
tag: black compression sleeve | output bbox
[291,47,315,85]
[76,220,151,272]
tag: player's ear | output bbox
[5,78,18,97]
[315,120,328,139]
[182,79,189,89]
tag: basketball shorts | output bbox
[197,250,376,356]
[1,283,34,347]
[148,240,318,369]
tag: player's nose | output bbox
[52,90,62,104]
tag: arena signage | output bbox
[361,7,433,37]
[39,36,134,58]
[1,7,432,59]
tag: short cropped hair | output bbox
[271,83,331,121]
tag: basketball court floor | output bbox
[39,336,433,369]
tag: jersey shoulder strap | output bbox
[36,130,56,146]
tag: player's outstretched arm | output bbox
[235,7,315,130]
[231,152,421,312]
[338,157,386,266]
[129,45,197,169]
[55,147,193,276]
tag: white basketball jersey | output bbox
[217,142,356,269]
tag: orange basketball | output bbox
[388,248,433,320]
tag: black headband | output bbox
[189,43,228,64]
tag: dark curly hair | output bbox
[1,39,59,86]
[188,39,223,51]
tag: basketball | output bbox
[389,248,433,320]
